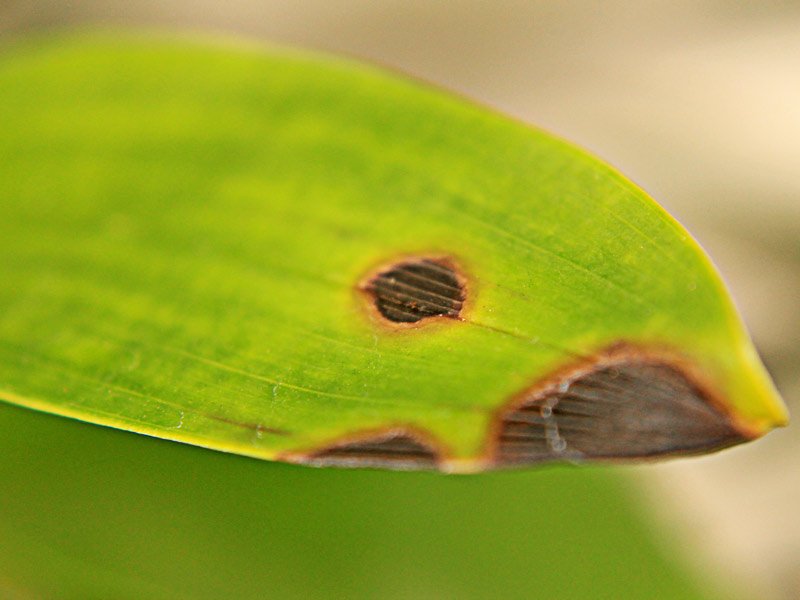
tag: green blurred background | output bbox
[1,2,797,598]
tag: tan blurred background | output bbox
[1,1,798,598]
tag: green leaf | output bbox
[0,31,787,472]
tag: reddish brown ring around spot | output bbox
[356,254,471,331]
[280,425,447,471]
[486,342,758,468]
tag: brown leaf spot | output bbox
[287,429,441,471]
[361,257,466,324]
[492,349,752,467]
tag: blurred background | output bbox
[1,1,797,598]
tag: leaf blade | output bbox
[0,31,787,470]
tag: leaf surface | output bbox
[0,32,787,471]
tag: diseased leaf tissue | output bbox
[0,32,788,472]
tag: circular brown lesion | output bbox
[359,256,467,326]
[281,426,444,471]
[489,344,756,468]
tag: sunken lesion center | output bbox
[494,360,749,466]
[361,257,465,324]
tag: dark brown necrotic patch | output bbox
[302,432,439,470]
[495,361,748,466]
[363,258,465,323]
